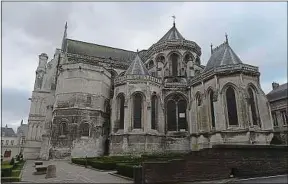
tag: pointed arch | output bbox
[116,93,125,130]
[132,92,144,129]
[226,86,239,126]
[151,95,158,130]
[183,52,194,64]
[208,89,216,128]
[248,87,258,126]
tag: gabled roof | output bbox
[267,83,288,102]
[125,53,150,75]
[2,127,17,137]
[204,41,243,72]
[157,23,185,43]
[66,39,147,63]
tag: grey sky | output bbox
[2,2,287,131]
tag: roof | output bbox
[2,127,17,137]
[267,83,288,102]
[17,124,28,137]
[203,41,243,72]
[157,23,185,43]
[66,39,147,63]
[125,53,150,75]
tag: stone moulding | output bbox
[114,75,161,86]
[190,63,259,86]
[67,53,130,70]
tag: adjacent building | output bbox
[267,82,288,144]
[1,121,28,160]
[24,21,274,160]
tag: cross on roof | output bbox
[172,15,176,26]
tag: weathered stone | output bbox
[45,165,56,179]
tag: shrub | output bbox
[71,158,86,166]
[116,163,139,178]
[12,170,21,177]
[89,160,117,170]
[1,165,13,177]
[10,157,15,166]
[1,177,20,182]
[141,152,186,161]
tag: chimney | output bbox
[272,82,279,90]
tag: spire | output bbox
[210,43,213,54]
[225,32,229,44]
[21,119,23,125]
[125,53,150,75]
[172,15,176,27]
[61,22,68,52]
[5,124,8,128]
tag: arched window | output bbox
[166,94,187,131]
[171,53,179,76]
[209,91,216,128]
[117,94,125,129]
[148,60,154,69]
[248,88,258,126]
[59,122,68,135]
[80,123,90,137]
[133,93,143,129]
[226,87,238,126]
[151,95,158,130]
[195,57,201,65]
[196,94,202,106]
[184,53,194,63]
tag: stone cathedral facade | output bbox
[24,22,275,160]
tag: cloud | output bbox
[2,2,287,129]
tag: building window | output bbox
[80,123,90,137]
[226,87,239,126]
[272,112,278,127]
[59,122,68,135]
[4,150,11,158]
[248,88,258,126]
[209,90,216,128]
[11,140,14,146]
[166,94,187,131]
[281,111,287,126]
[116,94,125,129]
[6,140,9,145]
[151,95,158,130]
[133,93,143,129]
[171,53,179,76]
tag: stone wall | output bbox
[142,144,288,184]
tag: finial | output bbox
[5,124,8,128]
[65,21,68,29]
[210,43,213,54]
[172,15,176,27]
[225,32,228,44]
[21,119,23,125]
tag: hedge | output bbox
[1,177,20,182]
[71,158,87,166]
[1,165,13,177]
[116,163,139,178]
[89,160,117,170]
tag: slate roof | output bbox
[267,83,288,102]
[66,39,147,63]
[17,124,28,137]
[204,42,243,72]
[2,127,17,137]
[157,23,185,43]
[125,53,150,75]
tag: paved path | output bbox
[22,160,133,183]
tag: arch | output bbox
[165,93,188,131]
[80,122,90,137]
[119,71,125,76]
[248,87,258,126]
[195,56,201,65]
[246,83,259,94]
[220,82,239,95]
[226,86,239,126]
[148,60,154,69]
[156,55,165,64]
[116,93,125,129]
[208,89,216,128]
[183,52,194,63]
[195,92,202,106]
[133,92,143,129]
[59,121,68,135]
[151,95,158,130]
[170,53,179,76]
[108,69,118,79]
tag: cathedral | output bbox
[24,21,274,160]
